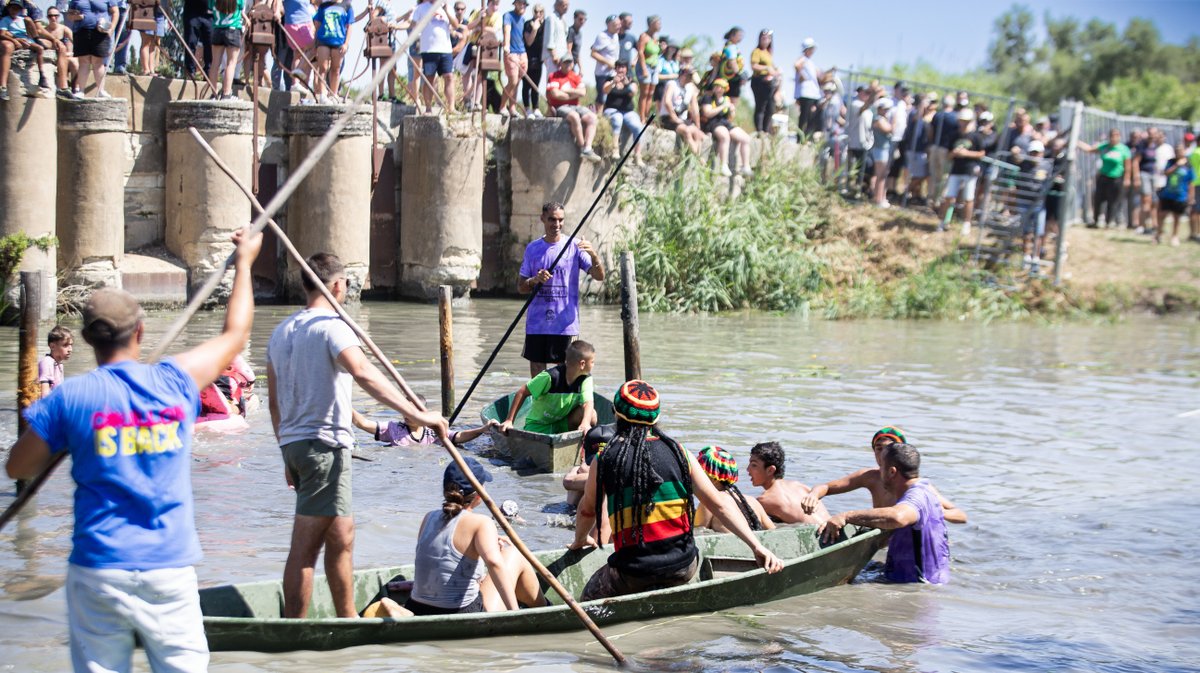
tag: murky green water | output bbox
[1,300,1198,672]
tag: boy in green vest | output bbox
[499,340,596,436]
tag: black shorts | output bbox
[726,75,743,98]
[522,333,573,364]
[73,27,112,58]
[703,117,734,135]
[211,27,243,48]
[660,117,693,131]
[1160,197,1188,215]
[404,594,485,616]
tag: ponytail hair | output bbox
[442,485,472,520]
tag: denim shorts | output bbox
[422,51,454,77]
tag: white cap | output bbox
[875,98,893,110]
[957,108,975,122]
[802,37,816,50]
[822,81,836,92]
[979,111,994,122]
[1028,140,1045,153]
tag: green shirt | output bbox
[1096,142,1131,179]
[523,365,593,434]
[1189,148,1200,176]
[210,0,245,30]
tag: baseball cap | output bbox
[875,98,893,110]
[979,110,994,122]
[822,82,836,92]
[583,424,616,464]
[443,457,493,495]
[81,288,144,346]
[801,37,816,50]
[1186,132,1196,143]
[957,108,975,122]
[560,54,574,63]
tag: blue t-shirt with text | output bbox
[24,358,202,570]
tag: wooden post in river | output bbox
[16,272,43,495]
[438,285,455,416]
[620,251,642,381]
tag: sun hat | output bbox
[697,446,739,485]
[614,380,660,426]
[444,457,493,495]
[81,288,144,346]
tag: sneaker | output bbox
[96,89,112,99]
[0,87,8,101]
[71,88,83,99]
[580,147,601,163]
[634,155,645,167]
[531,109,544,119]
[56,88,75,100]
[26,87,51,99]
[874,200,891,209]
[1134,226,1145,234]
[739,165,753,177]
[112,66,127,76]
[1171,236,1181,247]
[960,223,971,236]
[720,164,732,177]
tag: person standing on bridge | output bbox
[267,252,448,619]
[518,201,605,377]
[6,229,262,673]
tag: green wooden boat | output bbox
[198,525,884,652]
[479,392,617,473]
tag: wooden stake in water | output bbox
[16,272,42,437]
[438,285,455,416]
[619,252,641,382]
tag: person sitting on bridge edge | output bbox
[748,441,830,525]
[693,446,775,534]
[518,201,605,377]
[499,339,597,436]
[569,380,784,601]
[819,442,953,584]
[801,426,967,524]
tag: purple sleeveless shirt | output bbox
[885,479,951,584]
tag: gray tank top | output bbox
[410,510,488,609]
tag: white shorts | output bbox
[67,564,209,673]
[944,174,978,203]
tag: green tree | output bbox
[987,5,1039,73]
[1093,72,1200,121]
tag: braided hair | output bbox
[594,420,694,548]
[725,483,764,531]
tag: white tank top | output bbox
[796,58,820,100]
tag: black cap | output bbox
[443,457,493,495]
[583,424,616,464]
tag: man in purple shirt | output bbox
[818,442,952,584]
[518,201,605,377]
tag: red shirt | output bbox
[546,70,583,109]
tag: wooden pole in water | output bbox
[187,129,628,666]
[17,272,42,436]
[619,252,641,382]
[438,285,455,416]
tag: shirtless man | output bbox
[800,426,967,523]
[746,441,829,525]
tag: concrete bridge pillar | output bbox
[165,100,253,299]
[400,115,483,299]
[286,105,372,301]
[0,93,57,315]
[57,98,129,288]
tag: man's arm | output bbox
[577,239,604,281]
[517,269,551,294]
[174,229,262,390]
[590,47,612,69]
[800,468,874,513]
[499,384,531,433]
[568,464,600,548]
[819,503,919,543]
[926,482,968,524]
[5,430,53,481]
[337,346,449,436]
[690,456,783,573]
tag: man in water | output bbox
[518,201,605,377]
[819,443,952,584]
[800,427,967,523]
[6,229,262,673]
[267,252,447,619]
[747,441,830,524]
[569,380,783,600]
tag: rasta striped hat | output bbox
[614,380,660,426]
[872,426,906,447]
[697,446,738,485]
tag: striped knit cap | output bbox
[613,380,660,426]
[697,446,738,485]
[872,426,907,447]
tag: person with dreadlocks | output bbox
[570,381,784,600]
[800,426,967,523]
[693,446,775,534]
[747,441,830,525]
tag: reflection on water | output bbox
[1,299,1198,672]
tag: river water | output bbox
[1,300,1197,672]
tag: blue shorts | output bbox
[422,52,453,77]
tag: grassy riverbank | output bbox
[614,152,1200,320]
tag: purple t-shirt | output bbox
[520,237,593,336]
[374,420,462,447]
[23,358,202,570]
[37,354,63,391]
[885,479,951,584]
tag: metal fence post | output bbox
[1055,101,1085,286]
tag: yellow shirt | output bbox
[751,48,773,71]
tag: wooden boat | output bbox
[199,525,884,652]
[479,392,617,473]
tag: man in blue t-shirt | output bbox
[6,230,262,673]
[518,201,605,377]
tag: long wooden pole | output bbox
[0,1,455,534]
[186,128,627,666]
[438,285,455,415]
[619,252,641,382]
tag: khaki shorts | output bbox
[580,557,698,601]
[282,439,352,517]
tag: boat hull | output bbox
[479,392,617,473]
[200,525,884,652]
